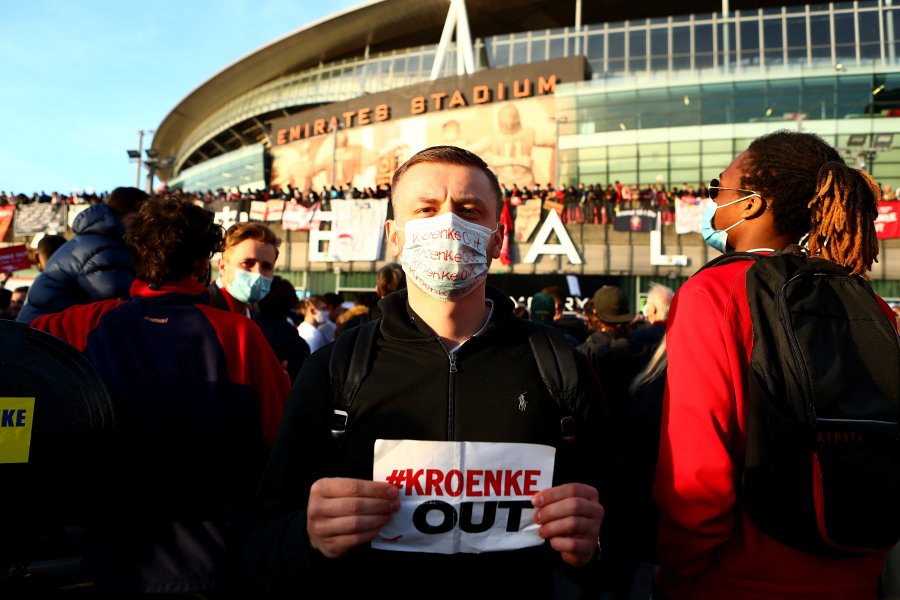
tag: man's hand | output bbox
[531,483,604,567]
[307,477,400,559]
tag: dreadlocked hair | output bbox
[743,130,843,239]
[807,162,880,276]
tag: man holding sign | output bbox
[245,146,614,596]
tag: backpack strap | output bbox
[329,318,380,438]
[694,251,761,276]
[526,323,579,442]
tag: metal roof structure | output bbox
[152,0,809,179]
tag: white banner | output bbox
[372,440,555,554]
[675,195,705,234]
[327,199,390,261]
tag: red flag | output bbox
[499,199,514,266]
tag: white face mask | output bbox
[397,212,497,302]
[315,308,330,324]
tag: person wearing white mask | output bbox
[244,145,618,598]
[209,222,279,318]
[297,295,330,353]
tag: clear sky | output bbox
[0,0,363,196]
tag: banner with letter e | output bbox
[372,440,555,554]
[0,397,35,463]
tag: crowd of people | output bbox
[5,172,898,234]
[1,136,898,599]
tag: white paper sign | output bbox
[372,440,555,554]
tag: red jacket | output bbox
[31,278,290,592]
[654,258,889,600]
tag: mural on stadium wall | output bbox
[269,56,588,193]
[271,96,558,193]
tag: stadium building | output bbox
[151,0,900,304]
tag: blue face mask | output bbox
[700,195,755,253]
[228,269,272,304]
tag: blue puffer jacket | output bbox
[18,203,135,324]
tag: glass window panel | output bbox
[702,139,733,153]
[734,81,767,121]
[858,10,881,60]
[609,30,625,72]
[640,143,669,173]
[739,18,761,66]
[695,24,714,69]
[833,13,856,61]
[810,14,831,60]
[651,27,668,70]
[787,16,807,60]
[585,31,604,62]
[608,144,637,159]
[836,74,873,117]
[608,57,625,73]
[695,23,713,54]
[549,36,565,59]
[531,38,547,62]
[629,28,647,72]
[803,78,837,119]
[698,83,733,125]
[703,152,737,172]
[892,9,900,60]
[408,54,421,74]
[493,42,510,67]
[670,169,701,187]
[767,79,802,118]
[671,141,700,154]
[609,170,638,186]
[512,40,528,65]
[669,152,699,169]
[763,18,784,65]
[578,147,608,161]
[672,24,691,69]
[719,22,736,69]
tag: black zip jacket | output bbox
[243,285,617,597]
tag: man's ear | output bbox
[490,222,505,259]
[385,220,403,258]
[216,253,227,279]
[744,196,769,220]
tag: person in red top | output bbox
[31,197,290,594]
[654,130,895,600]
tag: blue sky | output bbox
[0,0,362,195]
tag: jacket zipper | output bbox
[448,351,457,439]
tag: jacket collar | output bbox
[130,278,210,301]
[378,284,514,341]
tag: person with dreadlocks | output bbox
[652,130,896,600]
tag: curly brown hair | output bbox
[126,196,224,286]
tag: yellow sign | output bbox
[0,397,35,463]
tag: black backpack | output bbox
[697,248,900,557]
[328,318,579,443]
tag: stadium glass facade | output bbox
[169,0,900,192]
[157,0,900,301]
